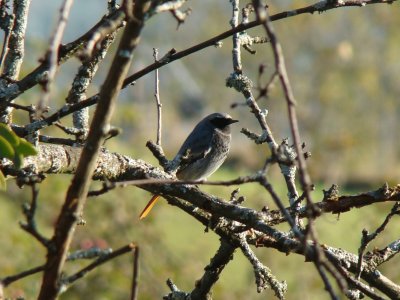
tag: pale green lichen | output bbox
[226,72,253,93]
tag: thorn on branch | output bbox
[87,180,116,197]
[146,140,170,170]
[170,8,192,29]
[230,187,240,202]
[323,184,340,202]
[240,128,269,144]
[164,278,189,300]
[157,48,177,64]
[230,188,246,205]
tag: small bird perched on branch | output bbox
[139,112,238,219]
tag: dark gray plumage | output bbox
[175,112,238,180]
[139,113,238,219]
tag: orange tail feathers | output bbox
[139,195,160,220]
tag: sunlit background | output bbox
[2,0,400,299]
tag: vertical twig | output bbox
[67,2,119,141]
[66,26,118,141]
[0,0,14,69]
[252,0,313,209]
[251,1,347,297]
[230,0,242,73]
[0,0,31,124]
[36,0,75,115]
[130,246,140,300]
[1,0,30,78]
[226,0,302,231]
[153,48,162,146]
[19,182,50,247]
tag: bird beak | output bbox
[228,119,239,125]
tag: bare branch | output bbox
[239,233,287,298]
[37,1,150,298]
[19,182,50,247]
[153,48,162,146]
[190,239,236,299]
[1,265,45,287]
[0,0,31,124]
[2,0,392,107]
[37,0,75,115]
[130,246,140,300]
[62,243,136,288]
[1,0,31,79]
[66,23,119,141]
[356,201,400,279]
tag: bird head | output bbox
[206,113,238,133]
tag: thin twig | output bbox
[68,33,118,141]
[0,2,13,69]
[227,0,303,239]
[37,1,150,298]
[356,201,400,279]
[253,0,314,213]
[313,261,340,300]
[19,183,50,247]
[238,233,287,298]
[116,174,259,187]
[130,246,140,300]
[3,0,391,107]
[83,1,123,57]
[252,2,351,297]
[1,247,115,287]
[36,0,75,115]
[1,265,45,287]
[1,0,30,79]
[332,260,387,300]
[9,1,392,134]
[62,243,136,287]
[0,0,31,124]
[153,48,162,146]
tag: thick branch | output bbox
[4,144,400,297]
[190,239,236,299]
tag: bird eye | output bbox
[210,117,231,129]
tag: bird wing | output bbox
[175,125,214,169]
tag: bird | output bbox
[139,112,238,219]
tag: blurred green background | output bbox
[1,0,400,299]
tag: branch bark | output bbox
[37,1,150,298]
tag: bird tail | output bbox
[139,195,160,220]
